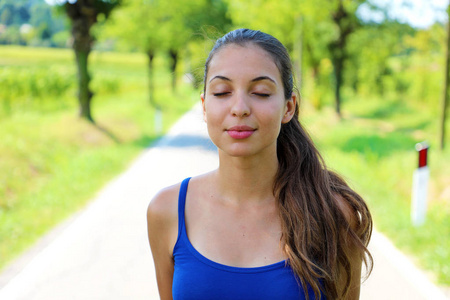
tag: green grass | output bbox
[0,46,198,270]
[301,96,450,285]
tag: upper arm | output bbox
[334,194,363,299]
[147,184,180,300]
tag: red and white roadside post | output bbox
[411,142,429,226]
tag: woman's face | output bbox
[202,43,296,158]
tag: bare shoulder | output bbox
[147,182,182,257]
[147,182,181,227]
[146,183,182,299]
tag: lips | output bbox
[226,125,256,139]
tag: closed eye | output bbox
[253,93,270,98]
[213,92,230,97]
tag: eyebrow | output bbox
[209,75,231,83]
[251,76,276,84]
[209,75,276,84]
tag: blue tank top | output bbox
[172,177,324,300]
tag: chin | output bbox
[219,146,259,158]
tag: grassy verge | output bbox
[302,96,449,285]
[0,46,198,270]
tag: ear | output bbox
[201,93,207,122]
[282,93,297,124]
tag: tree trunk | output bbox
[169,49,178,92]
[66,2,97,123]
[147,49,157,108]
[333,56,343,116]
[328,0,354,118]
[75,49,93,122]
[440,5,450,150]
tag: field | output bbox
[0,45,449,286]
[0,46,198,270]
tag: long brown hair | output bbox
[204,28,373,299]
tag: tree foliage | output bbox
[102,0,230,107]
[226,0,365,115]
[0,0,66,46]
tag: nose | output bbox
[230,92,250,117]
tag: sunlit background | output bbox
[0,0,449,296]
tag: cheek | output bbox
[264,104,286,136]
[264,102,286,124]
[204,108,224,147]
[255,111,283,139]
[204,104,223,128]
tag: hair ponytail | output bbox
[275,104,373,299]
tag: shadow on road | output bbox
[157,134,217,153]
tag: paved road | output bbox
[0,105,447,300]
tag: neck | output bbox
[213,150,279,205]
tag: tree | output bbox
[225,0,346,110]
[440,4,450,150]
[59,0,120,123]
[224,0,307,90]
[327,0,364,117]
[346,21,415,98]
[297,1,335,109]
[103,0,229,106]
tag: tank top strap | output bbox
[177,177,191,239]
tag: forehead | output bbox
[206,43,281,83]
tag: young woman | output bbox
[147,29,372,300]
